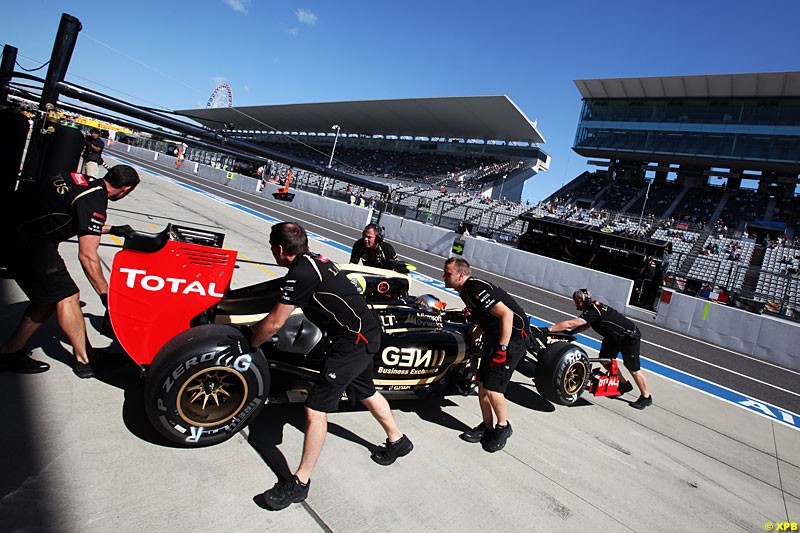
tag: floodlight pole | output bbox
[639,178,652,224]
[328,124,341,168]
[322,124,340,196]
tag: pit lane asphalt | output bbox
[107,146,800,414]
[1,153,797,531]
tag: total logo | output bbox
[118,268,224,297]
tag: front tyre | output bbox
[534,342,589,406]
[144,324,270,446]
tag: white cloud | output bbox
[285,27,299,36]
[295,8,317,25]
[212,76,228,85]
[224,0,250,14]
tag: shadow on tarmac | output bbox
[0,300,69,531]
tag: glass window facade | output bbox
[574,98,800,164]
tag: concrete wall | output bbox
[657,289,799,371]
[378,213,632,311]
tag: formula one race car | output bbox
[108,225,616,447]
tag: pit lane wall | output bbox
[110,144,798,370]
[656,289,799,371]
[378,214,633,312]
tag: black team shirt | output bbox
[459,277,528,339]
[279,253,381,346]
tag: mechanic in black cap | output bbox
[443,257,530,452]
[349,223,398,269]
[545,289,652,409]
[250,222,413,511]
[0,165,140,378]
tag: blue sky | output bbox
[3,1,799,202]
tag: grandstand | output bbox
[177,95,550,204]
[558,71,800,317]
[147,72,800,319]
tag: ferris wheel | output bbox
[207,83,233,108]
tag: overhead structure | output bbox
[575,71,800,100]
[177,95,546,144]
[572,71,800,180]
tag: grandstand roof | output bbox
[574,71,800,100]
[176,95,545,144]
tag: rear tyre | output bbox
[534,342,589,406]
[144,324,270,446]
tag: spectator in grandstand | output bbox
[350,224,398,270]
[82,128,105,179]
[544,289,653,410]
[443,257,530,451]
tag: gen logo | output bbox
[382,346,446,368]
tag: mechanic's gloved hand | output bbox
[491,345,507,367]
[540,326,550,336]
[109,225,135,238]
[99,293,109,309]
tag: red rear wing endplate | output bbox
[109,241,237,365]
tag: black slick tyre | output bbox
[534,342,589,406]
[144,324,270,446]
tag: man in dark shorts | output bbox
[82,128,105,179]
[546,288,652,409]
[443,257,530,452]
[349,224,398,269]
[0,165,140,378]
[250,222,412,511]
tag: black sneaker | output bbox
[631,395,653,410]
[618,381,634,395]
[262,476,310,510]
[371,434,413,465]
[0,351,50,374]
[483,422,513,453]
[74,361,94,379]
[459,423,490,443]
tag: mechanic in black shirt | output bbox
[349,224,398,269]
[0,165,140,378]
[546,289,652,409]
[250,222,412,510]
[443,257,530,452]
[82,128,105,179]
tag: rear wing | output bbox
[108,225,236,365]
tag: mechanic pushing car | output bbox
[349,223,398,269]
[545,289,652,410]
[0,165,140,378]
[443,257,530,452]
[248,222,413,510]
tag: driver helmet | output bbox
[415,294,446,312]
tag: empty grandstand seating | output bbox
[755,245,800,316]
[651,228,700,271]
[687,236,756,291]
